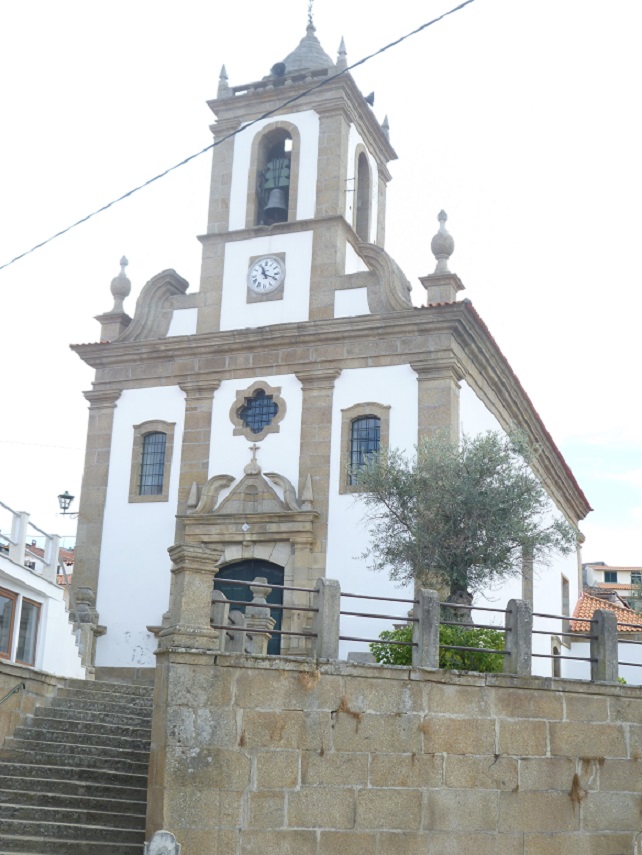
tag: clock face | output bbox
[247,255,285,294]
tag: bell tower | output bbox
[195,23,402,334]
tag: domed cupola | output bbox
[280,22,334,73]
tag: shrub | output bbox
[370,623,505,672]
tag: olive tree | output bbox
[356,430,577,604]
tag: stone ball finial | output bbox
[110,256,131,313]
[430,210,455,274]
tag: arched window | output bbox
[256,129,292,226]
[129,419,175,503]
[214,560,284,655]
[340,402,390,494]
[349,415,381,485]
[139,432,167,495]
[355,151,371,241]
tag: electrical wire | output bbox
[0,0,476,272]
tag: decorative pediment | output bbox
[188,453,314,517]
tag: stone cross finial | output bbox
[109,256,131,313]
[430,210,455,274]
[244,443,261,475]
[308,0,314,27]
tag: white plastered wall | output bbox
[95,386,185,668]
[167,307,197,337]
[460,380,581,677]
[0,558,84,678]
[208,374,303,510]
[326,365,418,653]
[228,110,319,230]
[219,231,313,330]
[345,124,379,244]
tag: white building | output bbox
[0,501,84,678]
[70,24,590,680]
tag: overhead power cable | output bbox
[0,0,475,272]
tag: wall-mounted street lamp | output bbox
[57,491,78,518]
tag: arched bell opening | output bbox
[355,151,371,242]
[256,129,293,226]
[214,559,284,654]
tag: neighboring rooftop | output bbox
[571,591,642,634]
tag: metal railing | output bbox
[207,575,640,684]
[0,682,25,707]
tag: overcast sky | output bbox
[1,0,640,562]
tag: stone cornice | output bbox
[82,389,122,408]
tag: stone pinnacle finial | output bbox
[336,36,347,70]
[430,210,455,274]
[381,114,390,140]
[109,255,131,313]
[218,64,231,98]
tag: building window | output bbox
[561,575,570,647]
[230,381,287,442]
[349,416,380,484]
[0,588,16,660]
[339,402,390,494]
[139,432,167,495]
[631,572,641,586]
[604,571,618,584]
[239,389,279,435]
[16,599,40,666]
[354,150,371,242]
[128,420,176,503]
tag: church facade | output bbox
[71,25,590,677]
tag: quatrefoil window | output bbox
[230,381,287,441]
[239,389,279,434]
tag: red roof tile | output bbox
[571,592,642,633]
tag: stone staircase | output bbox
[0,678,153,854]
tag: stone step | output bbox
[0,837,142,854]
[65,678,153,697]
[0,761,147,790]
[49,695,152,716]
[1,748,148,777]
[13,725,150,752]
[29,712,150,739]
[34,705,151,728]
[55,685,154,706]
[0,818,144,846]
[0,787,146,814]
[1,803,145,830]
[3,737,150,769]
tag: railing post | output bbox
[244,578,275,655]
[412,588,440,669]
[9,511,28,564]
[312,577,340,660]
[591,609,619,683]
[210,590,230,653]
[42,533,59,583]
[504,599,532,676]
[226,611,246,653]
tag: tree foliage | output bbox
[356,430,577,598]
[370,624,505,672]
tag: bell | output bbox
[264,188,288,222]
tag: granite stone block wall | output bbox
[147,652,642,855]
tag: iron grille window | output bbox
[349,416,380,485]
[239,389,278,434]
[631,573,642,586]
[139,432,167,495]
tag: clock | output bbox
[247,255,286,294]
